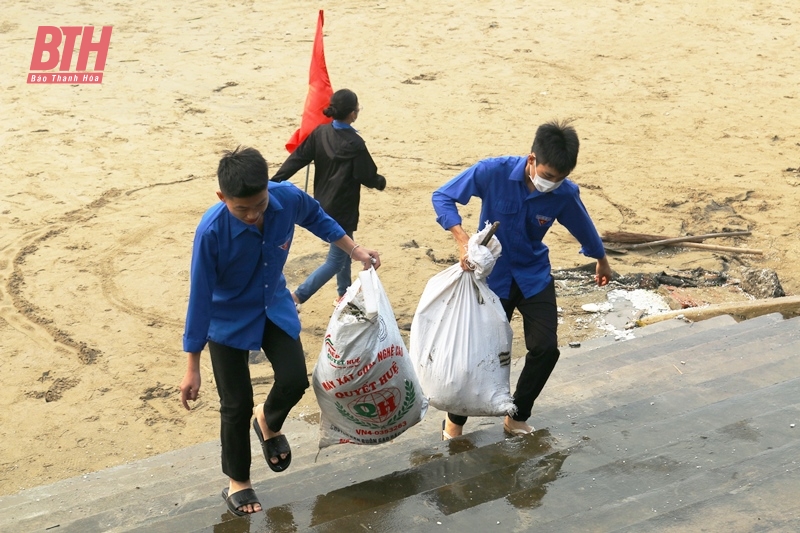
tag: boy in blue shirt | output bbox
[180,146,380,515]
[432,120,612,439]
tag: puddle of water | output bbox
[428,449,570,514]
[247,429,562,530]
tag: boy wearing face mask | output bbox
[431,119,612,439]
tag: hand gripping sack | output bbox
[409,224,515,417]
[313,268,428,448]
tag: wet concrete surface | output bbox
[4,314,798,532]
[197,315,800,533]
[203,430,571,533]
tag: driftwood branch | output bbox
[665,242,762,255]
[603,230,751,245]
[636,295,800,326]
[602,231,759,254]
[620,231,751,249]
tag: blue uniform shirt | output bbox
[432,156,605,300]
[183,182,346,353]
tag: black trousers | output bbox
[448,278,560,426]
[208,319,309,482]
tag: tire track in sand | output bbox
[3,177,198,365]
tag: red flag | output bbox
[285,10,334,153]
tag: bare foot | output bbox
[443,418,463,440]
[228,479,262,514]
[503,416,534,435]
[254,403,288,465]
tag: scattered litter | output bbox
[607,289,671,316]
[581,302,613,313]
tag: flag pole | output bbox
[304,164,310,192]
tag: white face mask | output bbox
[530,168,564,193]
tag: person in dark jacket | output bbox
[271,89,386,308]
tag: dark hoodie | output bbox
[271,123,386,233]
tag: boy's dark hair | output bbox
[531,120,580,175]
[323,89,358,121]
[217,146,269,197]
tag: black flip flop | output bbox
[252,417,292,472]
[221,487,261,516]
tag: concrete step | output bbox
[145,314,791,531]
[254,347,800,532]
[541,313,798,412]
[556,316,794,381]
[491,377,800,532]
[424,419,800,533]
[201,371,800,532]
[0,312,730,525]
[556,312,783,374]
[567,312,738,355]
[7,401,507,533]
[309,441,800,533]
[2,314,797,532]
[154,424,555,533]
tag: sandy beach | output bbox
[1,0,798,495]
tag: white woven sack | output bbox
[313,268,428,448]
[409,224,515,417]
